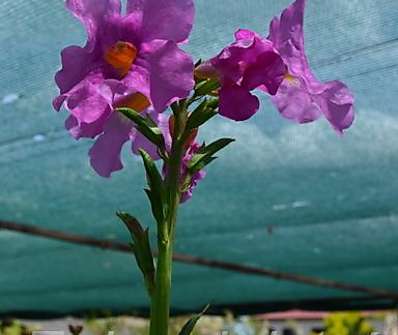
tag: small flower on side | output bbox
[161,116,205,203]
[196,29,287,121]
[268,0,354,133]
[180,142,206,203]
[53,0,195,177]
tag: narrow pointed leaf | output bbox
[198,138,235,156]
[195,79,220,96]
[144,188,163,226]
[116,212,155,296]
[188,138,234,173]
[117,107,164,148]
[139,150,166,225]
[189,156,218,173]
[178,305,210,335]
[186,99,218,130]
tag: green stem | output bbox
[149,106,186,335]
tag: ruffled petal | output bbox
[219,84,260,121]
[211,31,257,82]
[126,0,194,43]
[235,29,258,41]
[131,130,159,159]
[65,107,112,140]
[241,49,286,95]
[142,40,194,112]
[55,46,93,95]
[269,0,355,132]
[316,81,355,133]
[268,0,311,79]
[66,0,121,50]
[106,64,150,99]
[268,0,306,52]
[89,112,132,178]
[271,78,322,124]
[211,29,286,92]
[65,73,113,124]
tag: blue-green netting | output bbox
[1,0,398,317]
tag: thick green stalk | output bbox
[149,107,186,335]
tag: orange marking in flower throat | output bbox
[117,92,151,113]
[284,73,299,86]
[104,41,137,77]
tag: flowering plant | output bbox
[54,0,354,333]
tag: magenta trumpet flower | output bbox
[268,0,355,133]
[53,0,195,177]
[197,29,287,121]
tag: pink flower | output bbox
[196,29,287,121]
[53,0,195,177]
[179,142,206,203]
[268,0,354,133]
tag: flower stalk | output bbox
[149,104,187,335]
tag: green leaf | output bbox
[144,188,164,227]
[117,108,164,148]
[178,305,210,335]
[139,150,166,225]
[198,138,235,156]
[195,79,220,96]
[206,97,219,109]
[186,99,218,130]
[190,156,218,173]
[170,101,180,115]
[116,212,155,296]
[188,138,235,173]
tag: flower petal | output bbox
[219,84,260,121]
[181,170,206,203]
[316,81,355,133]
[55,46,93,95]
[211,29,286,91]
[65,107,111,140]
[241,49,286,95]
[66,0,121,49]
[268,0,306,53]
[271,79,322,124]
[89,112,132,178]
[66,74,113,124]
[106,64,151,99]
[268,0,315,83]
[126,0,194,43]
[269,0,355,132]
[211,31,257,82]
[131,130,159,159]
[142,40,194,112]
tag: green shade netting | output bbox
[1,0,398,317]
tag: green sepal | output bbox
[206,97,219,109]
[117,108,164,149]
[170,101,180,115]
[194,58,202,67]
[195,79,220,96]
[139,150,166,225]
[186,99,218,130]
[116,212,156,296]
[200,138,235,156]
[178,305,210,335]
[188,138,235,173]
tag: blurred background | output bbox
[1,0,398,334]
